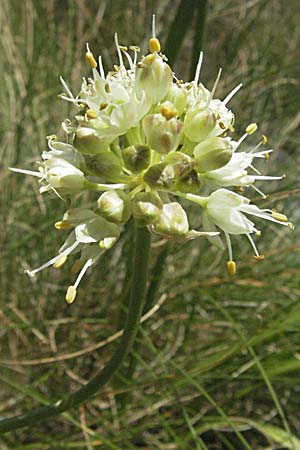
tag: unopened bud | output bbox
[143,114,183,154]
[162,83,187,115]
[132,192,163,226]
[97,190,131,224]
[122,145,150,173]
[184,108,217,142]
[74,128,112,154]
[194,137,233,172]
[151,203,189,238]
[143,162,174,190]
[135,53,173,104]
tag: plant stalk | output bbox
[0,225,151,433]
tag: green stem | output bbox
[0,225,151,434]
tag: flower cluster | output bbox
[11,20,292,303]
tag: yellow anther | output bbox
[53,254,67,269]
[105,83,111,93]
[160,106,177,120]
[237,186,245,193]
[119,45,128,51]
[262,134,268,145]
[46,134,56,141]
[271,211,288,222]
[129,45,140,52]
[264,153,270,161]
[99,102,108,111]
[71,259,83,275]
[253,255,265,261]
[219,122,226,130]
[288,222,294,231]
[57,93,66,99]
[229,124,235,132]
[246,123,258,135]
[149,37,161,53]
[227,260,236,276]
[55,220,72,230]
[85,51,97,69]
[255,230,262,237]
[86,109,97,119]
[66,285,77,304]
[145,54,155,64]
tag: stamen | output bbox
[25,256,59,277]
[249,164,261,175]
[149,37,161,53]
[271,211,288,222]
[262,134,268,145]
[86,109,97,119]
[60,77,74,99]
[152,14,156,38]
[194,52,203,85]
[246,123,258,135]
[246,233,262,258]
[98,56,105,78]
[223,83,243,105]
[85,43,97,68]
[74,258,94,289]
[251,184,268,199]
[53,254,67,269]
[114,33,124,68]
[235,133,248,149]
[99,237,117,250]
[9,167,41,178]
[66,286,77,304]
[208,68,222,105]
[55,220,72,230]
[227,260,236,276]
[225,232,233,261]
[121,48,135,69]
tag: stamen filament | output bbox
[73,259,93,289]
[194,51,203,85]
[223,83,243,105]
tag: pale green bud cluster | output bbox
[13,26,289,302]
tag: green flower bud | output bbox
[164,152,200,193]
[151,203,189,238]
[132,192,163,226]
[143,114,183,154]
[135,53,173,104]
[174,169,201,194]
[122,145,151,173]
[97,190,131,224]
[184,108,216,142]
[194,137,233,172]
[84,152,123,182]
[74,127,115,154]
[143,162,175,191]
[164,152,194,178]
[163,83,187,116]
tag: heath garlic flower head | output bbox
[11,16,292,301]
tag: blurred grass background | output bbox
[1,0,300,448]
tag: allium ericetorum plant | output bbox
[12,20,292,304]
